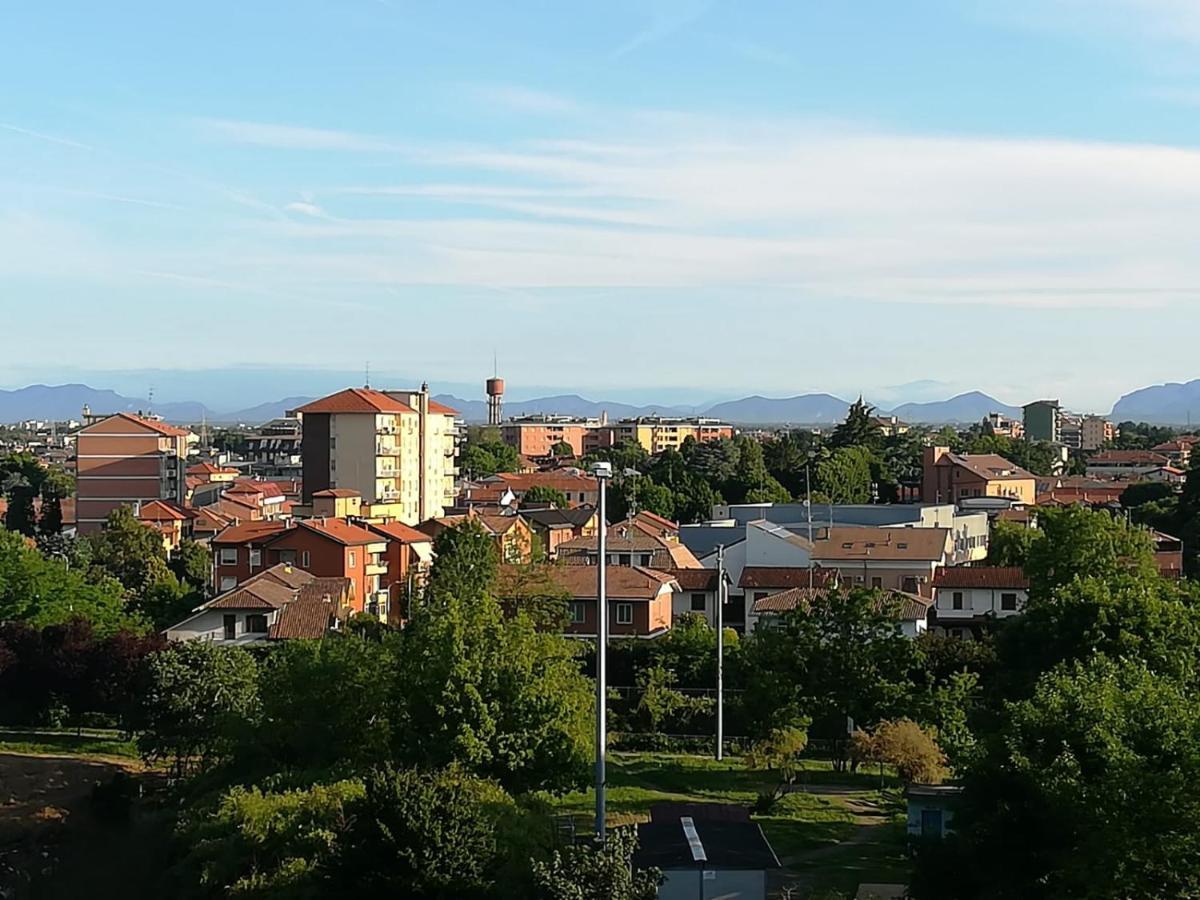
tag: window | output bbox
[570,602,586,624]
[348,551,357,568]
[245,614,268,633]
[279,549,297,565]
[952,591,964,610]
[223,614,236,640]
[871,577,882,589]
[220,576,237,592]
[638,554,652,566]
[691,592,707,612]
[301,550,310,567]
[249,549,261,569]
[1000,592,1019,611]
[219,548,237,565]
[902,576,919,593]
[616,603,634,625]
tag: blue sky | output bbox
[4,0,1200,412]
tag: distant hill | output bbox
[438,393,692,423]
[888,391,1020,424]
[1111,380,1200,425]
[221,397,316,424]
[702,394,852,424]
[0,383,215,423]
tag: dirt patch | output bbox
[0,752,143,896]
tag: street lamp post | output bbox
[806,450,816,589]
[591,461,613,842]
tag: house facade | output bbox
[930,566,1030,638]
[922,447,1036,506]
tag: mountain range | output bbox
[1,381,1196,427]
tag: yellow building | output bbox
[600,416,734,454]
[295,386,458,525]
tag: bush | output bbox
[865,718,946,784]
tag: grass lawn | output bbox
[544,752,910,890]
[0,728,140,760]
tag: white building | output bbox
[929,566,1030,639]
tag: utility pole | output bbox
[716,543,725,761]
[806,450,816,589]
[592,461,612,842]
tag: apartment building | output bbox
[810,525,953,597]
[1022,400,1061,443]
[1080,416,1116,452]
[74,412,192,534]
[598,416,734,454]
[922,446,1037,506]
[500,415,600,458]
[984,412,1023,439]
[295,386,457,525]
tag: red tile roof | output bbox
[814,527,950,561]
[739,566,837,589]
[933,566,1030,590]
[137,500,188,522]
[312,488,362,498]
[269,596,337,639]
[368,520,434,544]
[187,461,237,475]
[294,387,415,415]
[1086,450,1170,465]
[294,517,382,546]
[82,412,191,437]
[499,564,678,600]
[428,399,459,415]
[212,520,289,545]
[667,569,721,591]
[753,586,931,620]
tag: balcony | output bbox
[376,441,397,456]
[366,562,387,577]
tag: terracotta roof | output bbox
[813,526,950,562]
[667,568,721,591]
[82,412,190,437]
[367,520,433,544]
[297,576,353,602]
[137,499,188,522]
[191,507,234,532]
[269,596,336,639]
[228,480,284,499]
[521,507,598,530]
[933,566,1029,590]
[501,564,678,600]
[428,399,459,415]
[312,488,362,498]
[207,578,296,610]
[294,387,415,415]
[493,472,597,493]
[938,452,1035,482]
[293,517,381,546]
[186,461,238,475]
[632,510,679,534]
[212,520,288,545]
[753,586,932,621]
[739,566,836,589]
[253,563,318,590]
[1086,450,1170,465]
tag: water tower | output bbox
[486,376,505,426]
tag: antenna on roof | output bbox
[147,384,154,414]
[365,360,371,389]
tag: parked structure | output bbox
[74,412,192,534]
[295,386,457,524]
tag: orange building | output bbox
[264,518,388,615]
[74,412,191,534]
[501,416,600,458]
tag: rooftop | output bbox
[813,526,950,561]
[294,387,415,415]
[932,566,1030,590]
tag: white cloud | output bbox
[980,0,1200,46]
[192,118,403,151]
[0,122,92,151]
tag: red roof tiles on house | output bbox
[739,566,837,589]
[294,388,415,415]
[932,566,1030,590]
[212,520,289,545]
[294,517,382,546]
[428,399,459,415]
[367,520,434,544]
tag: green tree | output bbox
[522,485,569,508]
[1023,506,1156,594]
[861,718,947,784]
[427,519,500,606]
[85,506,171,598]
[725,436,792,504]
[38,468,73,536]
[746,721,811,811]
[139,641,259,777]
[532,826,661,900]
[816,446,874,503]
[743,588,920,743]
[251,636,393,773]
[985,518,1041,567]
[392,593,592,794]
[329,766,514,899]
[549,440,574,458]
[583,440,649,475]
[170,538,211,591]
[914,658,1200,900]
[169,779,365,899]
[0,529,129,632]
[460,439,521,479]
[830,397,881,450]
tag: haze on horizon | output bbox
[4,0,1200,412]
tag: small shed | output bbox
[905,784,963,839]
[634,803,779,900]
